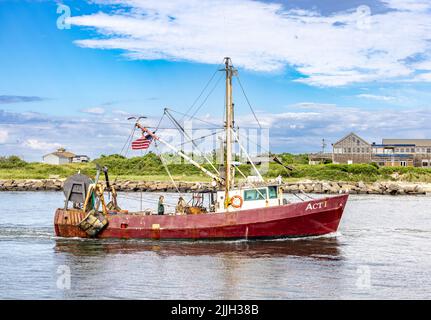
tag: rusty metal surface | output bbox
[54,194,348,240]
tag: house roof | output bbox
[333,132,370,146]
[373,144,416,147]
[43,151,76,159]
[382,139,431,147]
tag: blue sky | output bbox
[1,0,431,161]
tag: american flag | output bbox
[131,134,153,150]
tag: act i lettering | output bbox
[171,304,259,317]
[306,201,328,211]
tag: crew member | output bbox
[176,196,187,215]
[158,196,165,215]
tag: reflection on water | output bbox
[1,191,431,299]
[49,236,344,300]
[54,237,342,260]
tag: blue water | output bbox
[0,191,430,299]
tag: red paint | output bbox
[54,194,348,240]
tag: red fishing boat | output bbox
[54,58,348,240]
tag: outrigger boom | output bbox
[134,122,223,184]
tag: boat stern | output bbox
[54,208,88,238]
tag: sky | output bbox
[1,0,431,161]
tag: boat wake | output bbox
[257,231,342,242]
[0,225,54,240]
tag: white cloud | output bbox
[81,107,106,114]
[3,101,431,158]
[66,0,431,86]
[0,109,163,161]
[408,72,431,82]
[356,94,396,101]
[382,0,431,12]
[0,129,8,143]
[112,109,131,116]
[412,60,431,71]
[24,139,61,151]
[234,102,431,152]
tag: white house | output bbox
[42,148,76,165]
[72,155,90,163]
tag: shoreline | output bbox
[1,179,430,195]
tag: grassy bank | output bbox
[2,154,431,183]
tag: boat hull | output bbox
[54,194,348,240]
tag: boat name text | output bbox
[306,201,328,211]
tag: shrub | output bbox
[0,155,27,169]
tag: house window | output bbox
[422,160,429,167]
[348,148,351,153]
[411,148,415,153]
[428,148,431,153]
[400,148,404,153]
[400,161,407,167]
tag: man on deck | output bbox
[158,196,165,215]
[176,196,187,215]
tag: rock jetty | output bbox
[1,179,431,195]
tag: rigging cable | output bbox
[166,108,223,128]
[235,74,262,129]
[181,61,224,121]
[175,129,224,148]
[189,73,224,120]
[119,124,137,156]
[155,142,181,194]
[233,165,267,200]
[165,109,220,175]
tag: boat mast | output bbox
[224,57,235,208]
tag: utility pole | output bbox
[322,138,327,154]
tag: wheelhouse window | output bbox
[268,186,278,199]
[244,188,267,201]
